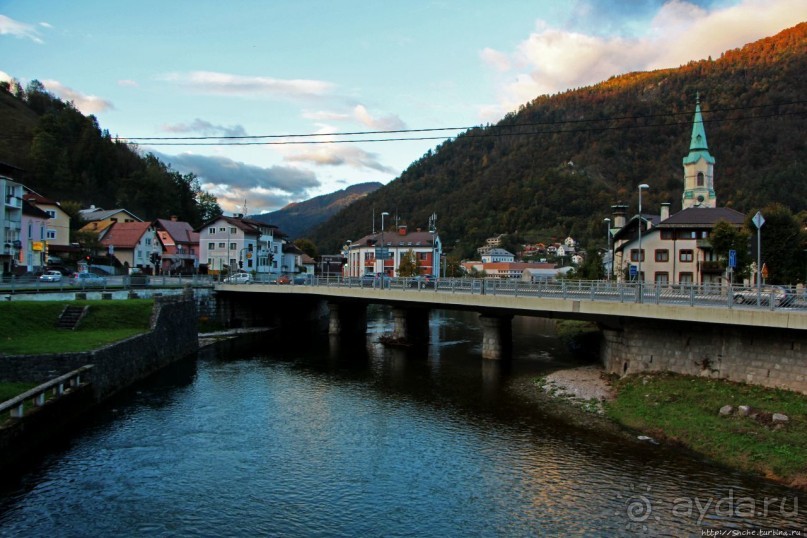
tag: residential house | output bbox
[197,214,286,275]
[79,206,142,224]
[23,189,73,263]
[461,261,566,280]
[612,96,746,286]
[99,221,159,274]
[481,248,515,263]
[344,225,442,278]
[0,168,23,275]
[20,200,50,273]
[154,217,200,274]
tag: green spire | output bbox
[683,93,715,165]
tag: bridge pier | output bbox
[328,302,367,339]
[391,306,430,344]
[479,314,513,360]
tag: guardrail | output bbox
[0,365,93,419]
[0,274,216,293]
[227,276,807,313]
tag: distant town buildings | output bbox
[343,224,442,278]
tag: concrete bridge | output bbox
[214,278,807,394]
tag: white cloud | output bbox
[0,15,43,43]
[117,79,139,88]
[352,105,406,130]
[0,70,11,83]
[160,118,248,138]
[41,80,114,114]
[283,144,397,174]
[160,70,336,100]
[480,0,807,120]
[302,110,351,122]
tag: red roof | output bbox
[100,222,152,249]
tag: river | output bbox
[0,308,803,536]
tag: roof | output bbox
[99,222,152,249]
[484,248,514,257]
[22,199,50,219]
[683,96,715,165]
[352,230,437,248]
[155,218,197,244]
[79,207,143,222]
[23,191,59,206]
[657,207,746,228]
[197,215,285,238]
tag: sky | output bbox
[1,0,804,215]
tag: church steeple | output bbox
[682,93,716,209]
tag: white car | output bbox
[224,271,252,284]
[39,270,63,282]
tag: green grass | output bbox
[0,381,38,402]
[606,372,807,481]
[0,300,154,355]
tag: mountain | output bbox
[309,24,807,257]
[250,182,382,239]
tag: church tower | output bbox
[682,94,716,209]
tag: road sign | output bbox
[629,264,638,278]
[728,249,736,268]
[375,247,390,259]
[752,211,765,229]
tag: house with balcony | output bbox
[197,214,286,275]
[23,189,73,264]
[611,96,746,286]
[343,225,442,278]
[98,221,159,274]
[1,172,23,275]
[20,200,50,274]
[154,217,200,274]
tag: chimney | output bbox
[398,225,407,236]
[660,203,670,221]
[611,204,628,230]
[170,215,178,222]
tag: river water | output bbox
[0,308,803,536]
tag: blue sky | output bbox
[1,0,804,214]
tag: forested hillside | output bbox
[310,24,807,256]
[0,82,221,227]
[250,182,382,238]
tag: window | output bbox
[208,242,215,250]
[230,227,237,234]
[697,172,704,186]
[655,249,669,262]
[655,272,669,284]
[630,249,645,262]
[218,242,226,248]
[145,238,152,246]
[46,210,56,219]
[660,230,673,240]
[219,227,226,232]
[45,230,55,240]
[230,242,236,251]
[209,227,216,234]
[679,272,693,284]
[680,249,694,262]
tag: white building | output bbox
[1,174,23,275]
[197,214,287,275]
[481,248,515,263]
[344,225,442,277]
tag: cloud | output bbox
[41,79,114,114]
[302,110,352,122]
[159,70,336,100]
[352,105,406,130]
[0,15,43,43]
[480,0,807,120]
[150,151,320,196]
[160,118,248,138]
[117,79,139,88]
[0,70,11,83]
[283,144,397,174]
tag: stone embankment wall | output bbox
[601,321,807,394]
[0,294,198,400]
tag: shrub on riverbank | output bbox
[606,372,807,485]
[0,300,154,355]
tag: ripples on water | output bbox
[0,309,803,537]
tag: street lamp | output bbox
[637,183,650,301]
[603,217,611,281]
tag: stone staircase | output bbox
[57,305,89,330]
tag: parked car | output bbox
[410,274,437,288]
[293,274,313,285]
[733,285,794,307]
[277,274,291,285]
[223,271,252,284]
[39,270,63,283]
[71,272,107,287]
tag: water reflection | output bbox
[0,308,803,536]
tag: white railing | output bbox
[0,365,93,419]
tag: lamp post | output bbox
[637,183,650,301]
[603,217,611,281]
[379,211,389,275]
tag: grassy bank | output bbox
[607,373,807,485]
[0,300,154,355]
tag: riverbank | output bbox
[530,365,807,490]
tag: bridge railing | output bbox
[294,276,806,312]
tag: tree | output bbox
[567,250,604,280]
[197,191,223,224]
[397,249,419,276]
[709,220,752,280]
[751,204,807,284]
[294,238,318,260]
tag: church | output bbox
[610,96,746,286]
